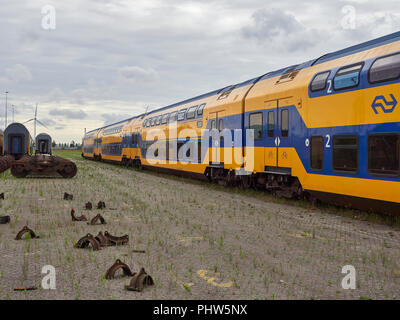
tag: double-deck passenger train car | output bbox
[82,31,400,214]
[4,123,33,159]
[35,133,52,155]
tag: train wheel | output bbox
[11,165,29,178]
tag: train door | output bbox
[264,100,278,168]
[209,110,225,165]
[276,98,292,170]
[10,135,23,155]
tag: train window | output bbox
[170,112,177,122]
[143,119,147,127]
[155,115,162,125]
[210,119,216,130]
[150,118,155,126]
[281,109,289,137]
[369,53,400,84]
[218,119,223,131]
[186,106,198,119]
[197,120,203,128]
[310,136,324,170]
[249,112,263,140]
[177,109,187,121]
[267,111,275,138]
[310,71,331,92]
[368,134,400,176]
[333,63,363,90]
[197,103,206,116]
[161,114,169,124]
[332,135,358,173]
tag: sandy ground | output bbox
[0,157,399,300]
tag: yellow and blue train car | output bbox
[83,31,400,214]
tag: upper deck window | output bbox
[369,52,400,84]
[334,63,363,90]
[161,114,169,124]
[197,103,206,116]
[155,115,162,125]
[177,109,187,121]
[310,71,330,92]
[186,106,198,119]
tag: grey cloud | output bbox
[118,66,159,83]
[49,108,87,119]
[5,64,33,82]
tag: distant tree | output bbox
[70,140,75,148]
[52,141,56,148]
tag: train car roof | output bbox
[85,31,400,134]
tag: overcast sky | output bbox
[0,0,399,143]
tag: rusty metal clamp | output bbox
[15,226,39,240]
[71,209,88,221]
[125,268,154,292]
[87,214,107,225]
[105,259,134,279]
[74,233,101,251]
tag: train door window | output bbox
[177,109,186,121]
[197,120,203,128]
[333,63,363,90]
[332,135,358,173]
[197,103,206,116]
[267,111,275,137]
[281,109,289,137]
[310,136,324,170]
[218,119,224,131]
[369,53,400,84]
[249,112,263,140]
[210,119,216,130]
[368,134,400,176]
[310,71,331,92]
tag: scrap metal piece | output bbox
[64,192,73,200]
[74,233,101,251]
[0,192,4,200]
[94,231,111,247]
[15,226,39,240]
[14,286,38,291]
[85,202,93,210]
[0,155,14,174]
[105,259,134,279]
[125,268,154,292]
[87,214,107,225]
[97,201,106,209]
[0,216,10,224]
[132,250,146,253]
[104,231,129,246]
[71,208,87,222]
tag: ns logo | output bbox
[371,94,397,114]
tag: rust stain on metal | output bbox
[71,209,88,222]
[74,233,101,251]
[125,268,154,292]
[87,214,107,225]
[105,259,134,279]
[15,226,40,240]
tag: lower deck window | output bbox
[368,134,400,176]
[310,136,324,170]
[332,135,358,173]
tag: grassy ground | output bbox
[0,152,400,300]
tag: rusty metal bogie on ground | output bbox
[11,155,77,178]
